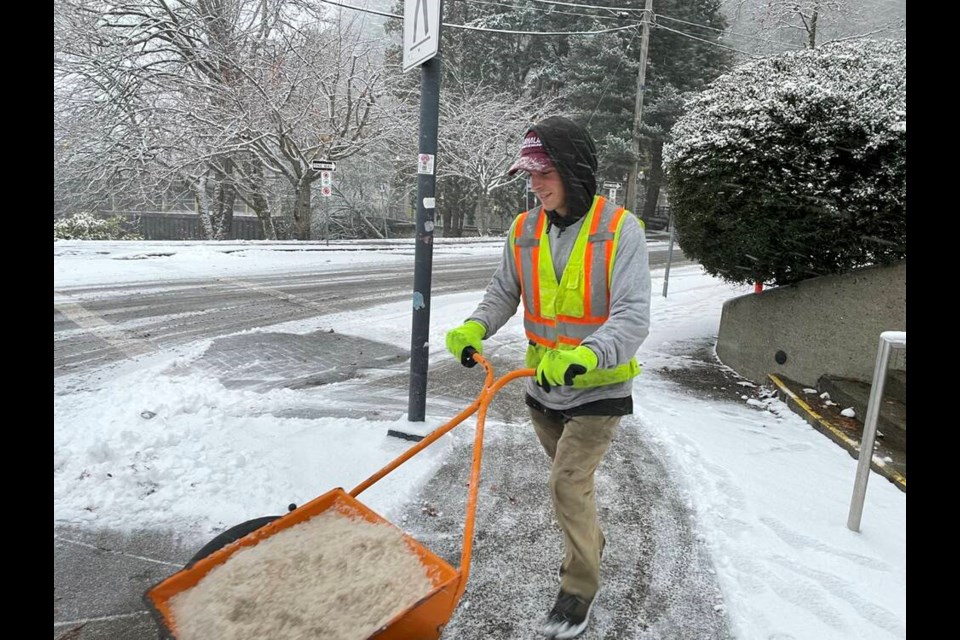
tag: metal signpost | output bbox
[312,160,336,241]
[525,176,536,211]
[405,0,443,422]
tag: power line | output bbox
[454,19,642,35]
[524,0,642,13]
[656,12,804,49]
[320,0,765,53]
[656,12,731,33]
[317,0,647,35]
[461,0,644,24]
[461,0,784,48]
[321,0,397,19]
[654,22,760,58]
[321,0,776,52]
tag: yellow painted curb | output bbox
[768,374,906,491]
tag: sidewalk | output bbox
[652,339,906,493]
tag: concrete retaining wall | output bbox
[716,261,906,386]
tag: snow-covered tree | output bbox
[721,0,906,55]
[55,0,396,240]
[315,151,410,239]
[556,31,639,182]
[664,39,905,286]
[54,0,173,218]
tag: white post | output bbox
[661,211,676,298]
[847,331,906,532]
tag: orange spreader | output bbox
[144,354,533,639]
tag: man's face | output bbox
[529,167,567,215]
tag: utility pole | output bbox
[625,0,654,217]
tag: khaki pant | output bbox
[529,407,620,600]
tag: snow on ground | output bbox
[54,241,905,639]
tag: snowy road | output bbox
[54,241,691,378]
[53,239,725,639]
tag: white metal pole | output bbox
[662,211,675,298]
[847,331,906,532]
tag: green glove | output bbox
[445,320,486,367]
[535,346,598,392]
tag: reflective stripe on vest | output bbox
[509,196,640,387]
[511,195,627,347]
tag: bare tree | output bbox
[54,0,173,217]
[55,0,399,240]
[722,0,905,53]
[55,0,279,235]
[234,18,396,239]
[436,80,557,236]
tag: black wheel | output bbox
[185,515,281,569]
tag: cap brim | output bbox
[507,154,553,176]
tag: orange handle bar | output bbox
[348,354,535,608]
[454,358,534,603]
[348,354,495,499]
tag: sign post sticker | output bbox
[417,153,435,175]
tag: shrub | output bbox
[664,39,906,286]
[54,213,142,240]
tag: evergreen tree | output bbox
[558,30,642,183]
[558,1,733,218]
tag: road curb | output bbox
[768,374,906,492]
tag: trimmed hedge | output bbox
[664,40,905,286]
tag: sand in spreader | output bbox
[169,509,435,640]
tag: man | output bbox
[445,116,651,639]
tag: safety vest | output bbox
[509,195,642,388]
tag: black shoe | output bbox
[542,589,596,639]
